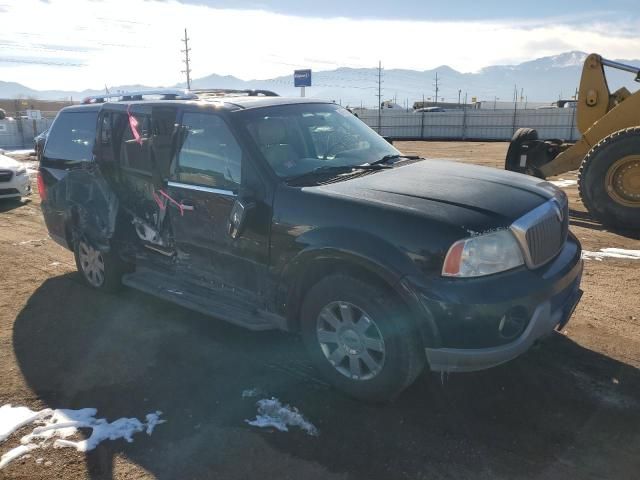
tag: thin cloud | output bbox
[0,0,638,91]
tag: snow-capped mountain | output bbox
[1,51,638,107]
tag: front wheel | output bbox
[300,274,425,402]
[578,127,640,230]
[74,238,125,292]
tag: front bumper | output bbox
[0,172,31,198]
[425,285,582,372]
[403,234,583,372]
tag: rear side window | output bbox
[175,113,242,191]
[119,112,153,174]
[44,111,98,162]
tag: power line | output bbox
[181,28,192,90]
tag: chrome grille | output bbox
[0,170,13,183]
[511,196,569,269]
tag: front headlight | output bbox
[15,167,27,176]
[442,229,524,278]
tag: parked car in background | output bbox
[0,153,31,200]
[34,127,50,161]
[39,90,584,401]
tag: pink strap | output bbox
[127,106,143,145]
[156,189,184,216]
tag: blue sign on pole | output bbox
[294,69,312,87]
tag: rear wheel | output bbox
[505,128,538,174]
[578,127,640,230]
[74,238,125,292]
[300,274,425,402]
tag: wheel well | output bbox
[285,257,407,332]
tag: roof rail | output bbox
[82,89,197,104]
[82,88,279,104]
[191,89,279,98]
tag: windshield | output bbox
[236,103,400,178]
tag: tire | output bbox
[505,128,538,173]
[73,237,125,292]
[300,274,425,402]
[578,127,640,230]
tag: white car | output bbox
[0,154,31,200]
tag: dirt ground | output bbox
[0,143,639,480]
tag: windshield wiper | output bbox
[368,154,422,166]
[286,164,390,184]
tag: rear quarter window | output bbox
[44,110,98,162]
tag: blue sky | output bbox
[171,0,638,22]
[1,0,639,91]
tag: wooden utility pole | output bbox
[377,61,383,133]
[182,28,192,90]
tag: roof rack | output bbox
[82,89,196,104]
[81,88,279,104]
[191,89,279,98]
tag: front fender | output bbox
[275,227,440,347]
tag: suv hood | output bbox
[314,159,555,231]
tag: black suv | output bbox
[39,90,583,401]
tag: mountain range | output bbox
[1,51,638,107]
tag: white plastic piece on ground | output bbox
[549,179,577,187]
[582,248,640,261]
[246,398,318,436]
[0,444,38,469]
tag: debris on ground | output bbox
[582,248,640,261]
[0,405,166,470]
[246,398,318,436]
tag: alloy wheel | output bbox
[316,301,386,381]
[78,240,105,287]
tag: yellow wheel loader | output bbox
[505,53,640,229]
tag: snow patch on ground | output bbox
[14,239,47,247]
[0,444,37,470]
[549,179,577,187]
[241,388,261,398]
[0,405,165,470]
[0,405,46,442]
[246,398,318,436]
[3,149,34,156]
[582,248,640,261]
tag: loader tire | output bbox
[505,128,538,174]
[578,127,640,230]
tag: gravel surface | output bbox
[0,142,638,480]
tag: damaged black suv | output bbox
[39,90,583,401]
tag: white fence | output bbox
[0,117,54,149]
[358,108,580,142]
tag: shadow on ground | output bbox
[569,208,640,239]
[12,274,640,479]
[0,197,30,213]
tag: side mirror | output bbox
[227,198,256,239]
[383,136,394,145]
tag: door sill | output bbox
[122,268,284,331]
